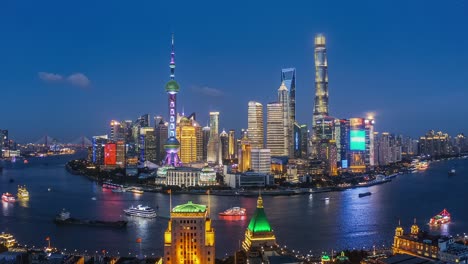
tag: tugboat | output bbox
[2,193,16,203]
[429,209,451,225]
[448,168,456,176]
[54,209,127,228]
[358,192,372,198]
[17,185,29,199]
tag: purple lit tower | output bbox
[164,34,181,166]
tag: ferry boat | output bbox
[0,232,17,248]
[358,192,372,198]
[2,193,16,203]
[416,161,429,171]
[102,181,125,190]
[429,209,451,225]
[17,185,29,199]
[124,205,157,218]
[128,187,144,194]
[219,207,246,217]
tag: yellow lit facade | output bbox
[164,201,215,264]
[238,133,251,172]
[392,221,440,259]
[176,117,197,164]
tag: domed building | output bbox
[242,194,277,258]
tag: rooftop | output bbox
[247,196,272,233]
[172,201,207,213]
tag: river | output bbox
[1,154,467,258]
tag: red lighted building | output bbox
[104,143,117,165]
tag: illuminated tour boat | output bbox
[124,205,157,218]
[219,207,247,220]
[17,185,29,199]
[429,209,451,225]
[2,193,16,203]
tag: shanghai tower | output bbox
[164,34,181,167]
[313,34,328,121]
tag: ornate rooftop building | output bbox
[242,194,277,258]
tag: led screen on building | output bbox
[350,130,366,151]
[104,143,117,165]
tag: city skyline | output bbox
[2,1,468,142]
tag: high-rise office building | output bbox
[110,120,124,142]
[202,125,210,162]
[176,116,197,164]
[364,118,375,167]
[278,81,292,157]
[144,130,157,163]
[164,34,181,167]
[311,33,331,158]
[164,201,215,264]
[91,135,108,165]
[155,119,168,164]
[299,124,309,158]
[122,120,134,143]
[266,102,286,156]
[250,149,271,174]
[419,130,450,157]
[281,68,296,124]
[116,140,126,167]
[220,130,229,161]
[0,129,8,157]
[135,114,150,127]
[238,131,252,172]
[248,101,264,149]
[228,129,236,159]
[207,112,221,165]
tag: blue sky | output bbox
[1,0,467,142]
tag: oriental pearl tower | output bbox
[163,34,181,167]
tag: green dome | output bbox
[165,80,180,93]
[172,201,206,213]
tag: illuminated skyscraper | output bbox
[248,101,264,149]
[313,33,329,120]
[164,34,181,167]
[164,201,215,264]
[155,119,168,163]
[220,129,229,160]
[202,125,210,162]
[266,102,284,156]
[228,129,236,159]
[311,34,331,159]
[110,120,123,141]
[278,81,292,157]
[281,68,296,123]
[207,112,221,164]
[176,116,197,163]
[238,131,252,172]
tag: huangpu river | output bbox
[1,154,467,258]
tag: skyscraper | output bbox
[266,102,285,156]
[110,120,123,142]
[164,201,215,264]
[155,119,168,164]
[207,112,220,164]
[247,101,264,149]
[228,129,236,159]
[311,34,331,159]
[281,68,296,123]
[250,149,271,174]
[313,33,329,121]
[202,125,210,162]
[176,116,197,164]
[238,131,252,172]
[220,129,229,161]
[278,81,292,157]
[164,34,181,167]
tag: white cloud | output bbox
[193,86,224,97]
[38,72,63,82]
[38,72,90,88]
[67,73,90,87]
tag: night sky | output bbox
[1,0,467,143]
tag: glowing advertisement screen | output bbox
[104,143,117,165]
[350,130,366,151]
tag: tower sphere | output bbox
[165,80,180,93]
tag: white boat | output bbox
[124,205,157,218]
